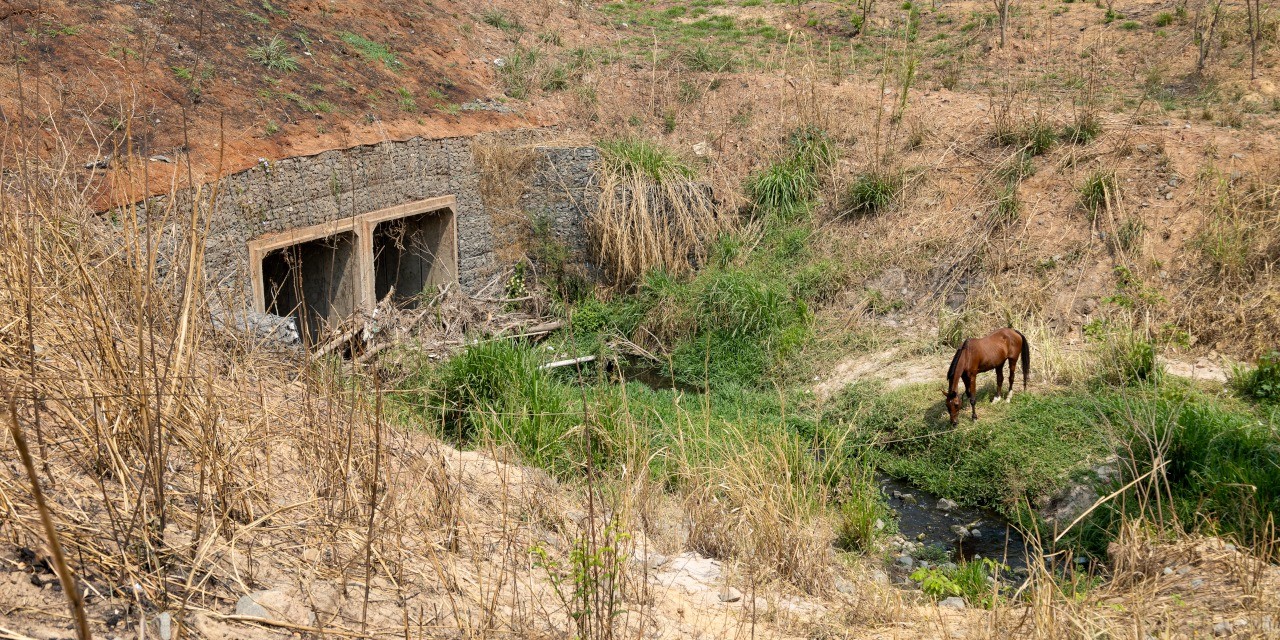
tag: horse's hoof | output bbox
[990,396,1000,404]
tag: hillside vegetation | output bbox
[2,0,1280,638]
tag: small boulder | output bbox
[937,498,959,512]
[939,597,966,609]
[719,586,743,603]
[1213,621,1233,636]
[235,595,269,619]
[895,555,914,569]
[155,613,172,640]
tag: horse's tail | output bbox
[946,339,967,389]
[1014,328,1030,390]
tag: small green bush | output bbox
[910,559,1005,608]
[1120,20,1140,30]
[1232,351,1280,403]
[679,44,737,72]
[991,184,1021,228]
[1154,11,1174,26]
[482,9,522,31]
[1022,120,1057,156]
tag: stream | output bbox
[614,357,1030,570]
[879,474,1029,570]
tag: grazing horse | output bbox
[944,328,1030,425]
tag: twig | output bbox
[3,388,91,640]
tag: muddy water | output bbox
[879,475,1029,569]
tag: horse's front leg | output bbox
[966,375,977,421]
[992,366,1004,403]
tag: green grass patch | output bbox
[247,36,300,72]
[339,32,402,70]
[598,137,695,183]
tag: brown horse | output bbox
[944,328,1030,424]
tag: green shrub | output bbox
[1154,11,1174,26]
[1232,351,1280,403]
[1021,120,1057,156]
[843,171,901,217]
[787,124,837,172]
[482,9,522,31]
[991,184,1021,228]
[1093,328,1162,386]
[910,559,1005,607]
[498,46,543,99]
[834,457,890,552]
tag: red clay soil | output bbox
[0,0,554,208]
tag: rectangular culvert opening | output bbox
[260,231,360,345]
[372,209,456,307]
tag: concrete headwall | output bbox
[136,128,601,317]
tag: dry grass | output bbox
[590,165,722,287]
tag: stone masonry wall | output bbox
[137,128,600,315]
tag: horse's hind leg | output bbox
[992,365,1004,403]
[1006,357,1017,402]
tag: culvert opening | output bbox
[260,231,360,345]
[372,209,456,307]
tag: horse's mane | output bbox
[946,340,967,388]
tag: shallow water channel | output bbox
[879,474,1029,570]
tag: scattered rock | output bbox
[1163,567,1174,575]
[149,155,173,163]
[939,597,966,609]
[835,578,856,595]
[719,586,743,603]
[1213,621,1233,636]
[870,570,890,585]
[895,555,915,569]
[235,594,270,619]
[156,612,172,640]
[1177,566,1192,575]
[902,494,918,505]
[1191,578,1205,589]
[1165,192,1174,200]
[83,155,112,170]
[937,498,958,512]
[692,141,710,157]
[969,529,982,539]
[233,590,313,626]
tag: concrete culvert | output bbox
[372,209,456,308]
[260,231,360,345]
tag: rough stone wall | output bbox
[520,146,601,265]
[136,129,600,314]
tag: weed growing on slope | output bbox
[842,170,902,217]
[248,36,300,72]
[1079,169,1118,220]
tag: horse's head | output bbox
[943,390,963,425]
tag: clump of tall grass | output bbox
[589,138,719,287]
[678,43,737,72]
[248,35,301,72]
[1079,169,1118,220]
[842,170,902,217]
[744,125,837,216]
[1061,111,1103,144]
[745,160,818,214]
[681,421,837,593]
[498,46,544,99]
